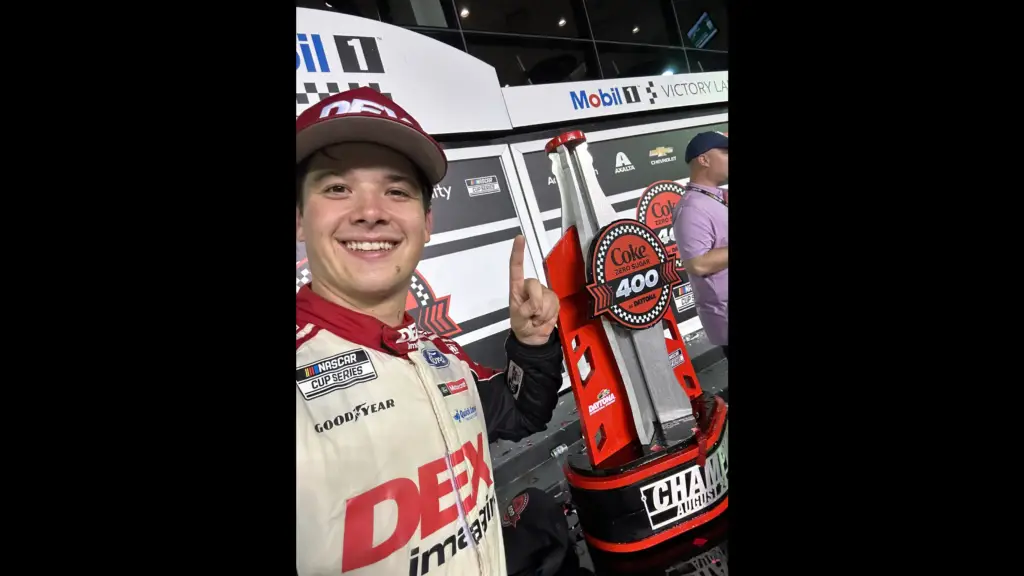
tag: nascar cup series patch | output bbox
[295,349,378,401]
[585,219,681,330]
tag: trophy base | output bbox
[564,393,729,553]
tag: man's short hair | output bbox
[295,152,433,215]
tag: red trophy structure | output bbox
[542,131,729,553]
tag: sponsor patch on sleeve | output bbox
[453,405,478,423]
[507,360,524,399]
[295,349,377,401]
[437,377,469,397]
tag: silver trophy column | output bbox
[547,134,696,446]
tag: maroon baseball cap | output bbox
[295,87,447,184]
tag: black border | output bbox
[35,2,960,571]
[728,1,962,572]
[37,5,298,571]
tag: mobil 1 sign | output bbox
[570,86,641,110]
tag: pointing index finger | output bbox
[509,235,526,289]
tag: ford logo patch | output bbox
[422,348,450,368]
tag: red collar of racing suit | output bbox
[296,285,420,357]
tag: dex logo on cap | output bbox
[318,97,415,126]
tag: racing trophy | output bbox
[542,131,729,553]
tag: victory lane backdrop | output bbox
[297,148,548,380]
[512,116,728,334]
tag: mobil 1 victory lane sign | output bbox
[586,220,682,330]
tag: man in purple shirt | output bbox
[673,131,729,358]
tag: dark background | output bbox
[296,0,728,86]
[20,1,968,574]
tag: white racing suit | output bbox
[296,286,563,575]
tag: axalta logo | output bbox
[319,98,415,126]
[341,433,494,573]
[453,406,478,423]
[296,33,330,73]
[614,152,635,174]
[570,86,641,110]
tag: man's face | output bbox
[705,148,729,183]
[297,142,433,304]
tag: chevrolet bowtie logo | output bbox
[649,146,674,158]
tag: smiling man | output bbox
[295,88,570,576]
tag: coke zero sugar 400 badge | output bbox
[586,219,682,330]
[635,180,687,268]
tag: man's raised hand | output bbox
[508,235,559,345]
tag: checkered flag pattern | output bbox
[637,182,685,224]
[296,267,311,293]
[645,81,658,105]
[296,82,392,105]
[410,275,430,307]
[596,223,670,326]
[347,83,391,100]
[617,287,671,326]
[296,82,342,105]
